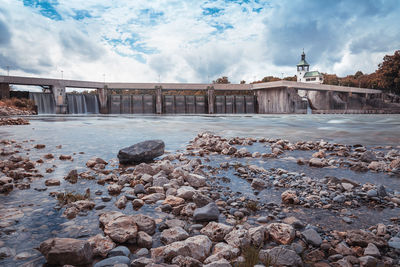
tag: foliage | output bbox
[323,50,400,94]
[240,80,246,84]
[377,50,400,94]
[246,200,259,212]
[235,246,261,267]
[1,97,35,111]
[213,76,231,84]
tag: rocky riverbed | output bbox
[0,131,399,267]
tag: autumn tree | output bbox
[377,50,400,94]
[213,76,230,84]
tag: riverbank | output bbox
[0,98,35,126]
[0,126,399,266]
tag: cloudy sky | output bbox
[0,0,399,84]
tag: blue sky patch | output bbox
[23,0,62,21]
[211,23,233,33]
[73,10,92,20]
[202,7,224,16]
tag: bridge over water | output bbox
[1,75,391,114]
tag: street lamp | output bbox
[61,70,63,79]
[6,66,9,76]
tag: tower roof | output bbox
[297,51,309,66]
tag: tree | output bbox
[213,76,230,84]
[240,80,246,84]
[377,50,400,94]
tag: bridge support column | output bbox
[155,86,162,114]
[207,86,215,114]
[0,83,10,99]
[98,86,108,114]
[52,85,67,114]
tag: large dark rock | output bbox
[118,140,165,164]
[38,238,93,266]
[193,203,219,222]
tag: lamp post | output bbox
[7,66,9,76]
[61,70,63,79]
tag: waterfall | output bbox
[306,98,312,114]
[29,92,56,114]
[67,94,99,114]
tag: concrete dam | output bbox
[1,75,399,114]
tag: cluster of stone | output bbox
[0,117,29,126]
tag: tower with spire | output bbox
[296,50,323,84]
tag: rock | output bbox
[176,186,196,200]
[108,184,122,195]
[309,158,326,168]
[346,230,387,248]
[282,216,305,229]
[312,150,325,158]
[203,258,232,267]
[224,228,250,248]
[364,243,380,257]
[115,196,128,209]
[368,161,386,171]
[45,179,60,186]
[267,223,295,245]
[281,190,299,204]
[390,158,400,169]
[142,193,165,204]
[376,185,387,197]
[88,234,115,257]
[341,182,354,191]
[131,214,156,235]
[193,192,212,207]
[360,151,377,163]
[358,256,377,267]
[0,176,13,185]
[34,144,46,149]
[103,215,138,243]
[131,257,154,267]
[152,235,212,262]
[132,199,144,209]
[333,195,346,203]
[108,246,130,257]
[163,195,185,207]
[152,175,170,187]
[367,189,378,198]
[302,228,322,247]
[193,203,220,222]
[134,184,147,194]
[259,247,302,267]
[38,238,93,266]
[117,140,165,164]
[59,155,72,160]
[186,173,207,188]
[172,255,202,267]
[65,170,78,183]
[86,157,107,168]
[388,237,400,249]
[204,242,240,263]
[0,247,15,259]
[200,222,233,242]
[251,178,265,189]
[161,227,189,244]
[248,226,267,247]
[136,248,149,257]
[94,256,130,267]
[137,231,153,249]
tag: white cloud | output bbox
[0,0,399,84]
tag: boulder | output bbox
[248,226,267,247]
[172,255,202,267]
[200,222,233,242]
[38,238,93,266]
[360,151,377,163]
[302,228,322,247]
[345,230,387,248]
[186,173,207,188]
[65,169,78,183]
[103,215,138,243]
[176,186,196,200]
[267,223,295,245]
[108,246,131,257]
[364,243,380,257]
[224,228,250,248]
[45,179,60,186]
[137,231,153,249]
[163,195,185,207]
[309,158,326,168]
[281,190,299,204]
[193,203,220,222]
[368,161,386,171]
[131,214,156,235]
[203,258,232,267]
[88,234,115,257]
[152,235,212,262]
[94,256,130,267]
[117,140,165,164]
[259,247,302,267]
[161,227,190,244]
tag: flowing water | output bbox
[0,114,399,266]
[29,93,56,114]
[66,94,99,114]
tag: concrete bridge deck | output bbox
[0,75,382,93]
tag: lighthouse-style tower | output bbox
[296,51,323,84]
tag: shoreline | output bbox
[0,131,399,266]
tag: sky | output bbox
[0,0,399,84]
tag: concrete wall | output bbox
[0,83,10,99]
[256,87,306,114]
